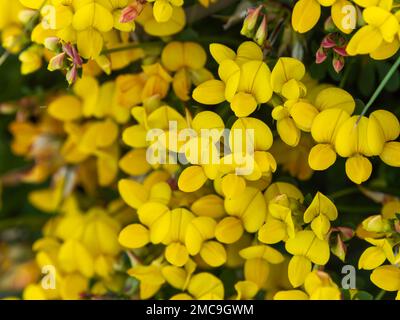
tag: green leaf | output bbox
[353,290,374,300]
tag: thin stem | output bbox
[375,289,386,300]
[328,187,360,200]
[0,51,10,68]
[358,54,400,120]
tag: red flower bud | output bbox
[316,47,327,64]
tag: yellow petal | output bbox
[215,217,244,244]
[380,141,400,167]
[118,179,149,209]
[277,118,301,147]
[345,155,372,184]
[48,96,82,121]
[274,290,309,300]
[231,92,258,117]
[235,281,259,299]
[271,57,305,93]
[188,272,224,299]
[370,265,400,291]
[289,101,319,132]
[165,242,189,267]
[288,255,312,287]
[221,174,246,199]
[308,144,337,170]
[244,258,270,287]
[258,218,287,244]
[200,240,227,267]
[358,246,386,270]
[185,217,217,255]
[191,194,225,218]
[314,87,355,114]
[192,80,226,104]
[331,0,357,34]
[178,166,208,193]
[118,224,149,249]
[292,0,321,33]
[119,148,152,176]
[153,0,173,23]
[235,41,263,65]
[209,43,236,64]
[304,192,338,222]
[346,25,383,55]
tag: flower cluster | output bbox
[118,173,345,299]
[1,0,400,302]
[356,199,400,299]
[23,196,130,299]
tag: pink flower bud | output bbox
[332,55,345,73]
[254,15,267,47]
[48,52,65,71]
[120,1,145,23]
[333,46,348,57]
[63,43,82,66]
[315,47,327,64]
[321,34,336,49]
[66,65,78,85]
[246,5,263,31]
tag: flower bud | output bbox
[333,46,348,57]
[66,65,78,85]
[321,34,336,49]
[324,16,336,33]
[362,215,391,233]
[254,15,267,47]
[332,54,344,73]
[241,6,262,37]
[44,37,60,51]
[48,52,66,71]
[316,47,327,64]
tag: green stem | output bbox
[328,187,360,200]
[375,289,386,300]
[358,54,400,120]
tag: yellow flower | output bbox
[135,3,186,37]
[161,41,213,101]
[370,265,400,300]
[358,238,395,270]
[274,270,341,300]
[193,41,273,117]
[128,262,166,299]
[347,3,400,59]
[19,45,43,74]
[258,194,298,244]
[303,192,338,239]
[292,0,356,34]
[149,0,184,23]
[285,230,330,287]
[170,272,224,299]
[240,244,284,289]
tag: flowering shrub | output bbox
[0,0,400,301]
